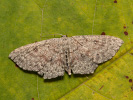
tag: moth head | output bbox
[61,35,67,37]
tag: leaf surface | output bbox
[0,0,133,100]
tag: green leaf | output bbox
[0,0,132,100]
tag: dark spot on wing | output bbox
[33,47,38,52]
[94,40,99,44]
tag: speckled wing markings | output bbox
[9,35,123,79]
[69,35,123,74]
[9,38,66,79]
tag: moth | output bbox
[9,35,123,79]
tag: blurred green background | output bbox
[0,0,133,100]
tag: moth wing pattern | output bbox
[69,35,123,74]
[9,38,65,79]
[9,35,123,79]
